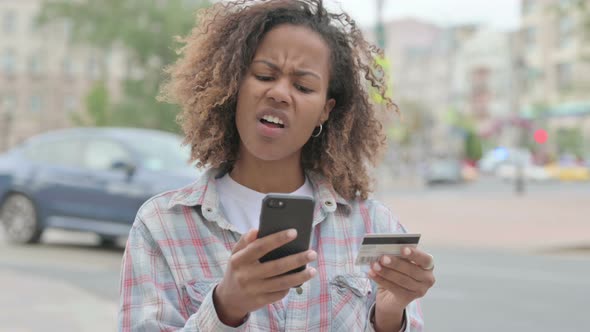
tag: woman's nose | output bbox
[266,78,291,105]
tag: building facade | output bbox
[520,0,590,156]
[380,19,481,156]
[0,0,127,150]
[521,0,590,107]
[450,28,523,147]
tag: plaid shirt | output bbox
[119,169,424,331]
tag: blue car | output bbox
[0,127,202,245]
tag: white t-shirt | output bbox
[216,173,314,307]
[216,173,314,235]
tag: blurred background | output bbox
[0,0,588,331]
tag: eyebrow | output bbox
[252,60,322,80]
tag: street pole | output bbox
[515,157,525,195]
[375,0,386,50]
[513,53,527,195]
[1,110,13,152]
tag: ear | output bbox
[320,98,336,123]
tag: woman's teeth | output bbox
[261,115,284,126]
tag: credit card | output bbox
[355,233,421,265]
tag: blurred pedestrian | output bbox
[118,1,435,331]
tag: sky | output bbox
[326,0,521,30]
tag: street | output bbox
[0,233,121,332]
[1,179,589,332]
[423,247,589,331]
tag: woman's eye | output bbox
[255,75,274,81]
[295,84,313,94]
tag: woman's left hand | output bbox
[367,247,436,329]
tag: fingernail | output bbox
[309,268,317,277]
[403,247,411,256]
[287,229,297,238]
[382,256,391,265]
[307,250,317,260]
[373,262,382,271]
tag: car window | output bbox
[123,134,192,171]
[24,139,84,167]
[83,139,131,171]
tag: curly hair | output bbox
[159,0,395,200]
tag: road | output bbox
[1,178,589,332]
[0,232,121,332]
[423,247,590,332]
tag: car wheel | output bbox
[0,194,42,244]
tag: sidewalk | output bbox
[0,270,117,332]
[379,191,590,253]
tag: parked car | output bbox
[478,147,532,174]
[495,163,552,182]
[0,127,202,245]
[545,163,590,181]
[423,156,463,185]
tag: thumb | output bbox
[232,229,258,254]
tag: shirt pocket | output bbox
[181,277,222,317]
[329,274,373,330]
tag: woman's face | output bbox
[235,24,335,163]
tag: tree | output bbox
[444,108,483,161]
[71,81,110,126]
[370,56,393,106]
[384,99,435,169]
[464,131,483,162]
[555,127,584,158]
[387,100,431,147]
[38,0,210,132]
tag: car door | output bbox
[26,137,94,221]
[79,138,147,226]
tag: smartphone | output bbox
[257,193,315,275]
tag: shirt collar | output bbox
[167,168,219,210]
[167,168,352,225]
[305,170,351,215]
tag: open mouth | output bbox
[260,118,285,128]
[260,115,285,128]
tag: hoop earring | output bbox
[311,124,323,138]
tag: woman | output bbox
[119,0,435,331]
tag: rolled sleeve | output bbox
[404,300,424,331]
[189,284,249,331]
[366,301,422,332]
[365,302,378,332]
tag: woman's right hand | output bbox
[213,229,318,326]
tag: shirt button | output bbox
[324,201,333,207]
[205,207,213,213]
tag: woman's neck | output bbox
[230,154,305,194]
